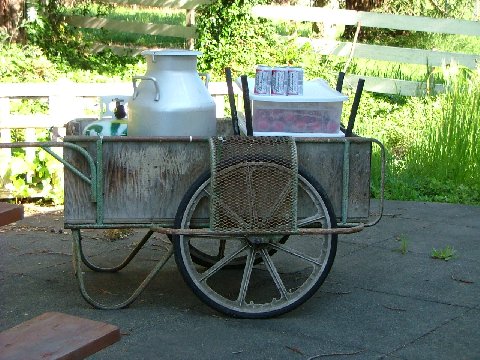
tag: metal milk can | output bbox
[128,49,216,137]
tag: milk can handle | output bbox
[198,72,210,88]
[132,76,160,101]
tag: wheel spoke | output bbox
[236,247,256,305]
[261,249,289,299]
[269,243,323,267]
[175,167,337,318]
[217,239,226,259]
[198,243,249,282]
[298,214,325,227]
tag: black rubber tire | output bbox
[173,166,338,318]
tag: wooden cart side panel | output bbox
[102,141,209,223]
[64,137,372,225]
[296,141,371,221]
[347,142,371,221]
[296,142,344,218]
[64,142,97,224]
[64,139,210,224]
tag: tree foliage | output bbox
[195,0,279,78]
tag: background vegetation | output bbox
[0,0,479,205]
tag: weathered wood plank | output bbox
[0,312,120,360]
[103,0,212,9]
[63,137,212,224]
[345,75,444,96]
[297,38,480,69]
[0,115,65,128]
[0,202,24,226]
[64,15,197,39]
[0,82,228,98]
[252,5,480,36]
[63,136,372,225]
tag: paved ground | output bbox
[1,200,479,359]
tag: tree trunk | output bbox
[345,0,383,11]
[343,0,383,39]
[0,0,26,43]
[312,0,341,39]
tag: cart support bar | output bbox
[150,224,364,236]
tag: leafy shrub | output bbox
[24,0,141,77]
[1,130,64,204]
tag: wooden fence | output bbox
[0,80,230,198]
[2,3,479,198]
[63,0,212,52]
[252,5,480,96]
[62,2,480,95]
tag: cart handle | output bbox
[225,67,240,135]
[0,141,98,202]
[366,137,385,227]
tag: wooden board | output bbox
[0,203,24,227]
[252,5,480,36]
[64,15,197,39]
[0,312,120,360]
[102,0,212,9]
[296,38,480,69]
[63,136,372,225]
[63,137,211,224]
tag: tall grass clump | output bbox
[404,63,480,203]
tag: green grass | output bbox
[3,4,480,206]
[66,5,188,48]
[394,234,409,255]
[431,245,457,261]
[348,60,480,205]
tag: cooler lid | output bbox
[236,77,348,103]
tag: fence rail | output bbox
[0,80,232,198]
[62,0,212,51]
[253,5,480,96]
[3,3,480,199]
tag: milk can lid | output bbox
[141,49,202,57]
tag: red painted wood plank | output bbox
[0,203,24,226]
[0,312,121,360]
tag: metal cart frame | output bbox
[1,134,385,318]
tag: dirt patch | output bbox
[22,204,64,217]
[0,204,64,233]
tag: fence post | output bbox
[0,97,12,181]
[186,8,195,50]
[24,128,37,183]
[48,79,75,191]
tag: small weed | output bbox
[431,245,457,261]
[103,228,134,241]
[394,234,408,255]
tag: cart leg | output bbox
[71,229,173,309]
[173,168,338,318]
[75,229,155,273]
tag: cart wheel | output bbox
[177,170,288,269]
[173,167,337,318]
